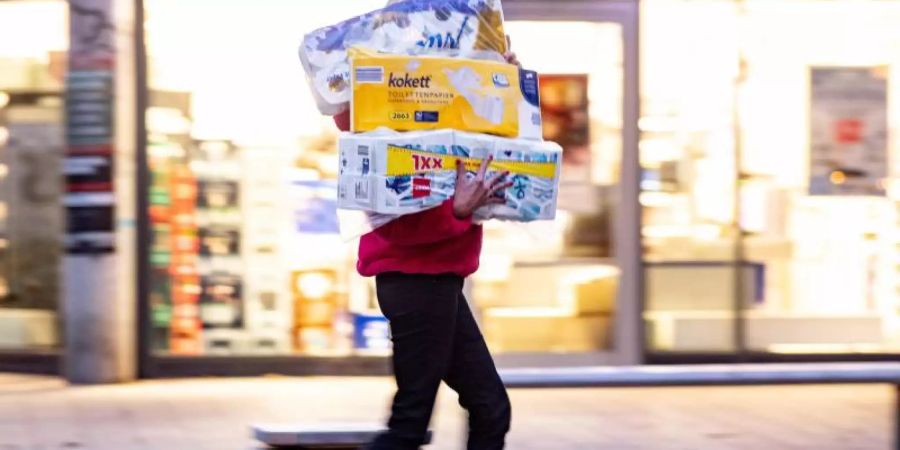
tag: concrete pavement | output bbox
[0,373,892,449]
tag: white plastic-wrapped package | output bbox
[337,129,458,215]
[336,129,561,239]
[300,0,507,115]
[461,132,561,222]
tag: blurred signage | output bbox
[809,67,888,196]
[69,0,115,67]
[539,74,590,182]
[65,0,116,253]
[352,313,390,351]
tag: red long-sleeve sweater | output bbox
[334,111,483,277]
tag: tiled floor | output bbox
[0,374,893,449]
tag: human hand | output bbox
[452,156,512,219]
[504,35,520,67]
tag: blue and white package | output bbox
[337,130,562,221]
[477,137,562,221]
[452,130,494,160]
[338,129,457,214]
[299,0,508,115]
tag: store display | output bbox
[349,48,542,139]
[202,329,248,355]
[245,289,291,330]
[149,277,172,328]
[169,315,202,355]
[200,272,243,328]
[299,0,508,115]
[197,180,240,209]
[198,226,240,257]
[290,269,343,350]
[145,127,361,355]
[168,162,202,352]
[1,117,64,312]
[337,129,561,221]
[241,147,290,341]
[147,133,204,353]
[188,140,247,342]
[247,329,292,355]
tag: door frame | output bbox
[500,0,642,366]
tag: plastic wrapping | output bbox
[349,48,543,139]
[300,0,508,116]
[336,129,562,240]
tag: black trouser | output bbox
[367,273,511,450]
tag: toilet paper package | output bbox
[338,129,460,215]
[343,173,456,215]
[337,130,561,223]
[350,48,543,140]
[451,130,495,160]
[477,133,562,221]
[300,0,507,116]
[338,129,455,177]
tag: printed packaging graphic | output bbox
[350,48,543,140]
[339,129,455,177]
[337,130,561,222]
[299,0,507,116]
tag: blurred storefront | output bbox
[0,0,67,373]
[640,0,900,361]
[3,0,900,377]
[137,0,640,376]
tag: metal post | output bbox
[134,0,151,379]
[732,0,749,361]
[617,0,643,366]
[63,0,137,384]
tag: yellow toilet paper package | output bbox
[349,48,543,139]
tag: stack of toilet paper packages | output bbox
[299,0,507,115]
[337,130,561,222]
[349,47,543,140]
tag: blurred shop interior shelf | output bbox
[0,309,58,349]
[645,310,885,353]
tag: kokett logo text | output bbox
[388,73,432,88]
